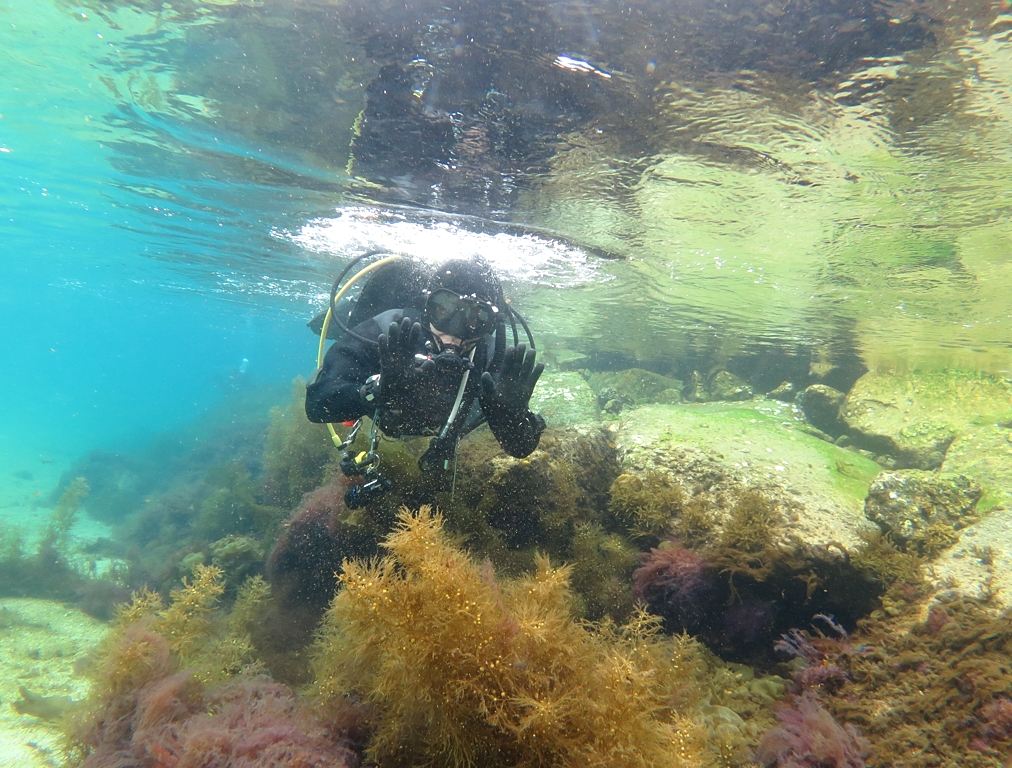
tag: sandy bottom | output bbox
[0,598,109,767]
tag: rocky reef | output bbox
[39,361,1012,768]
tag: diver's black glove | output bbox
[479,343,544,415]
[373,316,425,409]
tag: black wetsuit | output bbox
[306,309,545,459]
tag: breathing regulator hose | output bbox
[316,254,404,447]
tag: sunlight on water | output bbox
[5,0,1011,372]
[287,206,604,287]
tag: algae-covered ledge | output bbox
[612,401,881,551]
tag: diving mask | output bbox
[424,288,499,340]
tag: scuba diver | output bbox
[306,255,546,504]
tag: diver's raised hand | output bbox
[480,343,544,414]
[378,316,421,368]
[375,316,424,408]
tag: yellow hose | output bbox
[317,255,404,446]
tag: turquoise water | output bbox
[1,3,322,488]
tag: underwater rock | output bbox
[615,404,893,661]
[0,599,108,763]
[527,370,600,427]
[598,386,635,414]
[545,348,590,372]
[210,534,265,589]
[710,370,757,401]
[930,505,1012,609]
[683,370,754,402]
[632,495,882,664]
[614,402,879,552]
[941,423,1012,508]
[864,470,982,543]
[768,381,797,402]
[840,370,1012,469]
[797,384,847,438]
[587,368,684,405]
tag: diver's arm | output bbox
[305,322,381,423]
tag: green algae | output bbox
[261,379,340,510]
[718,491,783,554]
[609,471,686,540]
[619,401,880,507]
[842,370,1012,470]
[810,438,882,500]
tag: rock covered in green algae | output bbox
[613,402,880,550]
[931,507,1012,609]
[941,424,1012,509]
[544,348,590,372]
[840,370,1012,470]
[767,381,797,402]
[913,425,1012,610]
[529,370,600,427]
[796,384,847,437]
[587,368,684,405]
[682,370,754,402]
[863,470,982,542]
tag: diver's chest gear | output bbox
[375,343,477,441]
[335,414,392,508]
[315,250,539,488]
[344,475,393,509]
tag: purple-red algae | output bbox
[757,692,870,768]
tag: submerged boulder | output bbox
[840,370,1012,469]
[797,384,847,438]
[941,424,1012,509]
[863,470,982,543]
[683,370,754,403]
[529,370,600,427]
[612,401,880,551]
[891,425,1012,609]
[546,348,591,372]
[614,402,885,661]
[587,368,683,405]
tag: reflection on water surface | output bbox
[9,0,1012,373]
